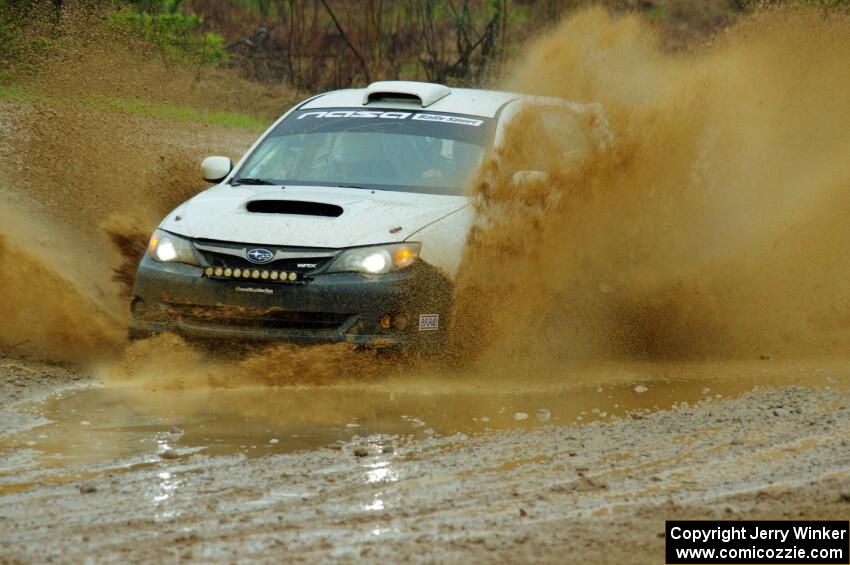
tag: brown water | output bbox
[3,359,847,473]
[0,378,722,491]
[453,7,850,368]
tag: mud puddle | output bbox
[2,359,846,490]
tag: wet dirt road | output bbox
[2,357,850,563]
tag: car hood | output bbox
[160,184,469,248]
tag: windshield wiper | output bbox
[230,177,277,186]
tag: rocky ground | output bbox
[1,356,849,564]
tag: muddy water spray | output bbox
[0,7,292,364]
[3,6,850,379]
[454,8,850,368]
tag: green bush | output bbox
[0,18,22,61]
[108,8,228,65]
[0,1,25,75]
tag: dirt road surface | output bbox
[2,357,849,563]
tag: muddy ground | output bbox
[1,356,849,564]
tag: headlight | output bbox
[147,229,199,265]
[326,243,421,275]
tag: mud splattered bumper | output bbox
[128,254,452,349]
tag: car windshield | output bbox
[233,108,495,195]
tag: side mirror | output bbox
[201,156,233,183]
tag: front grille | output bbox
[165,304,352,331]
[192,239,337,276]
[200,252,335,273]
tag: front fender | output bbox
[407,206,474,281]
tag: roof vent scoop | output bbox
[246,200,343,217]
[363,81,451,107]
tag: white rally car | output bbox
[130,81,607,350]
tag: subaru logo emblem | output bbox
[246,248,274,264]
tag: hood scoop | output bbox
[246,200,343,217]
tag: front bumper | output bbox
[129,254,452,349]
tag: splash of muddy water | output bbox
[2,6,850,387]
[0,6,290,366]
[453,8,850,372]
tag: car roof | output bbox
[299,81,521,118]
